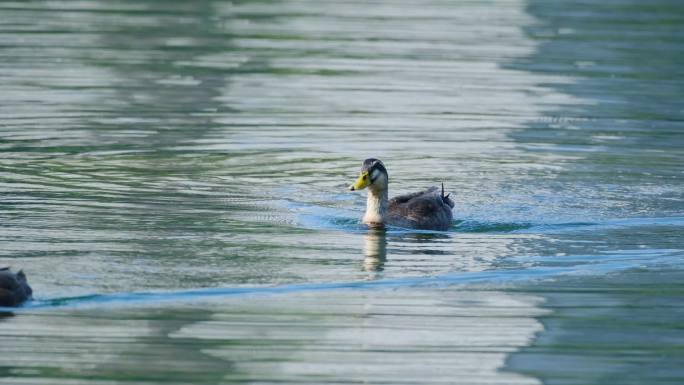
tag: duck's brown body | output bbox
[0,267,32,307]
[387,186,454,231]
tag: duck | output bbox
[349,158,454,231]
[0,267,33,307]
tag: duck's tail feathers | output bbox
[441,182,455,208]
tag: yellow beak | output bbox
[349,171,370,191]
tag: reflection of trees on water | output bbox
[80,1,270,381]
[504,0,684,383]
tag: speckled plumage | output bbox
[387,186,454,231]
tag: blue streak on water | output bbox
[9,247,680,312]
[513,215,684,234]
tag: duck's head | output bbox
[349,158,388,191]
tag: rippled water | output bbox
[1,0,683,384]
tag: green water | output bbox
[1,0,682,384]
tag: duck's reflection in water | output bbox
[394,232,453,256]
[362,230,387,272]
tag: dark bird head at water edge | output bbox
[0,267,33,307]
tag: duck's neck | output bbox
[363,185,388,227]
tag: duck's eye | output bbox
[363,175,368,180]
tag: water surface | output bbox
[1,0,682,384]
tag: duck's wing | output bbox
[388,186,454,230]
[389,186,439,206]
